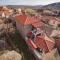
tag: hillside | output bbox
[43,2,60,10]
[7,2,60,10]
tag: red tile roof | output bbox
[26,39,37,49]
[15,15,40,25]
[45,40,55,52]
[34,36,55,52]
[32,22,44,28]
[34,37,49,52]
[15,15,27,24]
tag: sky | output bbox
[0,0,60,5]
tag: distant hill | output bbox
[6,2,60,10]
[42,2,60,10]
[7,5,43,9]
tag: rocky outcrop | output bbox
[0,50,22,60]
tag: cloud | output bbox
[0,0,60,5]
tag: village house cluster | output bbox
[0,6,60,60]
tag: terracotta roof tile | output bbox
[26,39,37,49]
[15,15,40,25]
[34,37,49,52]
[34,36,55,52]
[45,40,55,52]
[24,16,32,25]
[32,22,44,28]
[15,15,27,24]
